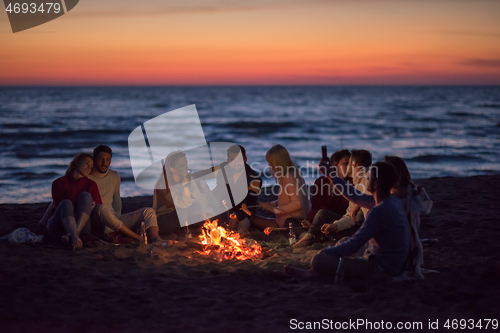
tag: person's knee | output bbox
[59,199,73,209]
[314,209,332,223]
[58,199,74,214]
[311,252,339,275]
[78,191,93,203]
[317,209,328,216]
[143,207,157,221]
[142,207,156,219]
[310,253,324,272]
[141,207,158,228]
[56,199,74,221]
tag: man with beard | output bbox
[89,145,162,242]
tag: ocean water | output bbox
[0,86,499,204]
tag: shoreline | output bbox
[1,173,499,332]
[2,173,498,207]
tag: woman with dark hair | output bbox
[384,155,432,279]
[384,155,412,197]
[45,153,102,249]
[292,149,352,248]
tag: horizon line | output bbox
[1,83,499,88]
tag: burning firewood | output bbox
[198,219,262,261]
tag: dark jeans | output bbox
[308,209,361,240]
[308,209,342,238]
[47,192,93,238]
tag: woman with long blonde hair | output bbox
[250,144,310,230]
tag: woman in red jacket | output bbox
[46,153,102,249]
[292,149,352,248]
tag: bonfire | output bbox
[198,219,262,261]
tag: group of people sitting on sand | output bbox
[34,143,432,281]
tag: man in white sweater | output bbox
[89,145,161,242]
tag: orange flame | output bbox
[199,219,262,261]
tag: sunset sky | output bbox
[1,0,499,85]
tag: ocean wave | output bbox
[12,172,59,180]
[448,112,473,117]
[2,123,52,129]
[120,176,136,183]
[0,128,129,141]
[407,154,485,163]
[152,103,170,108]
[414,127,436,133]
[478,103,500,108]
[223,121,297,130]
[13,151,81,159]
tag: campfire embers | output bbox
[198,220,262,261]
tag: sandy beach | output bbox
[1,174,499,332]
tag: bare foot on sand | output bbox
[292,233,313,249]
[62,234,82,249]
[72,237,83,250]
[284,265,315,279]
